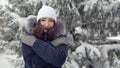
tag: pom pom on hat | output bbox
[37,5,57,22]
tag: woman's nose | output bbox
[44,21,49,27]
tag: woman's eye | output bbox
[41,19,46,21]
[49,19,54,22]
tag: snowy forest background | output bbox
[1,0,120,68]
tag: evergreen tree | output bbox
[1,0,120,68]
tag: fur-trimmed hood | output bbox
[23,15,66,38]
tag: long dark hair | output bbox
[33,20,56,41]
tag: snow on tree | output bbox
[1,0,120,68]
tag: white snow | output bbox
[75,45,86,57]
[106,36,120,41]
[70,59,79,68]
[1,0,120,68]
[104,0,120,12]
[75,42,101,60]
[83,0,98,11]
[75,26,82,34]
[0,53,14,68]
[26,0,40,5]
[0,0,8,6]
[7,12,28,32]
[0,0,12,10]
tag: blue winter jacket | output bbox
[22,38,68,68]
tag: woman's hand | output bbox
[51,37,68,47]
[21,34,36,47]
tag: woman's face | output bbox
[39,17,55,29]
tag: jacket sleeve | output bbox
[22,43,34,59]
[32,39,68,67]
[22,43,34,68]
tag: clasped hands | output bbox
[21,33,67,47]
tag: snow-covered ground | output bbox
[0,53,14,68]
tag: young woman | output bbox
[21,5,68,68]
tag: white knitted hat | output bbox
[37,5,57,22]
